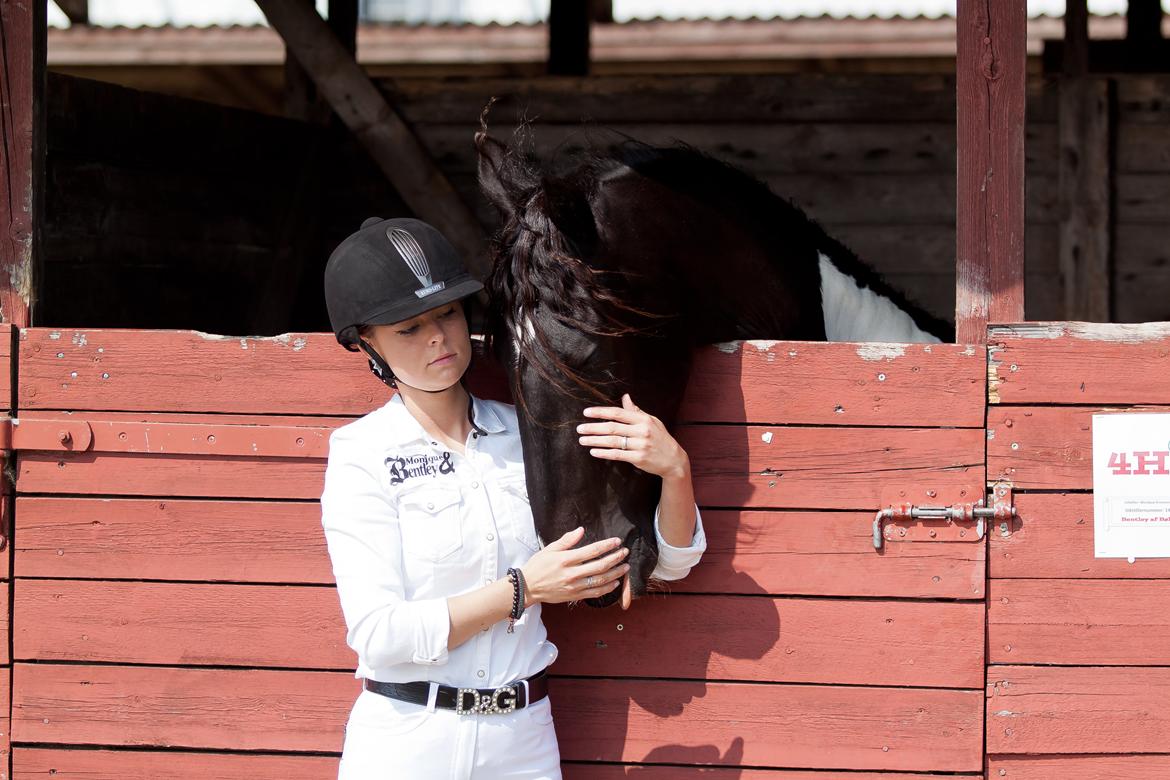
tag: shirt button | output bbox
[486,533,494,541]
[477,670,485,678]
[471,481,480,489]
[426,502,435,510]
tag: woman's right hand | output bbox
[520,527,630,606]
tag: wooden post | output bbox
[285,0,357,123]
[1127,0,1164,44]
[549,0,591,76]
[955,0,1027,343]
[1058,0,1112,321]
[55,0,89,26]
[255,0,486,275]
[0,0,46,327]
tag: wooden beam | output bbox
[955,0,1027,343]
[549,0,591,76]
[54,0,88,26]
[1058,0,1112,321]
[255,0,486,275]
[285,0,357,123]
[1,0,47,327]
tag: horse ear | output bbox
[476,130,518,220]
[475,102,538,221]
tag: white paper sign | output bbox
[1093,413,1170,559]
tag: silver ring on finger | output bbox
[622,436,628,450]
[585,575,595,587]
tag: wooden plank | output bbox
[15,501,983,598]
[1117,173,1170,222]
[447,170,1061,227]
[12,664,981,770]
[545,596,984,688]
[680,341,985,428]
[0,670,9,780]
[553,678,982,772]
[986,405,1170,489]
[993,492,1170,579]
[691,509,984,599]
[379,74,1059,125]
[1058,77,1112,320]
[989,322,1170,405]
[13,413,981,503]
[0,0,45,329]
[1118,122,1170,171]
[14,749,338,780]
[11,664,356,750]
[18,328,509,413]
[683,425,985,511]
[17,450,327,499]
[0,324,13,410]
[18,328,385,414]
[0,582,9,665]
[17,329,985,425]
[989,579,1170,665]
[414,120,1058,176]
[564,769,971,780]
[987,755,1170,780]
[955,0,1028,343]
[987,666,1170,754]
[1117,75,1170,122]
[17,582,981,688]
[15,497,331,582]
[14,581,350,668]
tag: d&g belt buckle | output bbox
[455,684,519,715]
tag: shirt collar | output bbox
[383,392,507,446]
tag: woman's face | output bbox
[362,300,471,392]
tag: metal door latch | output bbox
[873,499,1016,550]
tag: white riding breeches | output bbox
[338,688,562,780]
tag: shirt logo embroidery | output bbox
[385,452,455,485]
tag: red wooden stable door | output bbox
[985,322,1170,780]
[7,328,988,778]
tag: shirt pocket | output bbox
[497,474,541,554]
[397,484,464,562]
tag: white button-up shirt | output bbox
[320,393,707,687]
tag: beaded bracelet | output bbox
[505,567,527,633]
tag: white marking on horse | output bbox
[818,253,941,344]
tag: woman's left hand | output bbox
[577,393,690,480]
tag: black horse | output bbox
[476,121,951,607]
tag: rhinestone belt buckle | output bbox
[455,684,518,715]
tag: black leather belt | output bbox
[363,669,548,716]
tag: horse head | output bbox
[475,116,950,607]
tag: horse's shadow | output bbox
[556,354,776,776]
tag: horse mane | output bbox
[480,126,664,411]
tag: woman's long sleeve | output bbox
[320,433,452,669]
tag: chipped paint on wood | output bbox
[746,340,780,352]
[713,341,741,354]
[987,343,1003,405]
[761,431,774,444]
[992,322,1170,344]
[855,343,906,362]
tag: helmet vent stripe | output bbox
[387,228,433,287]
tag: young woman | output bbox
[321,217,707,779]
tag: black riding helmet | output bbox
[324,217,483,388]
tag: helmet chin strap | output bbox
[357,339,460,395]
